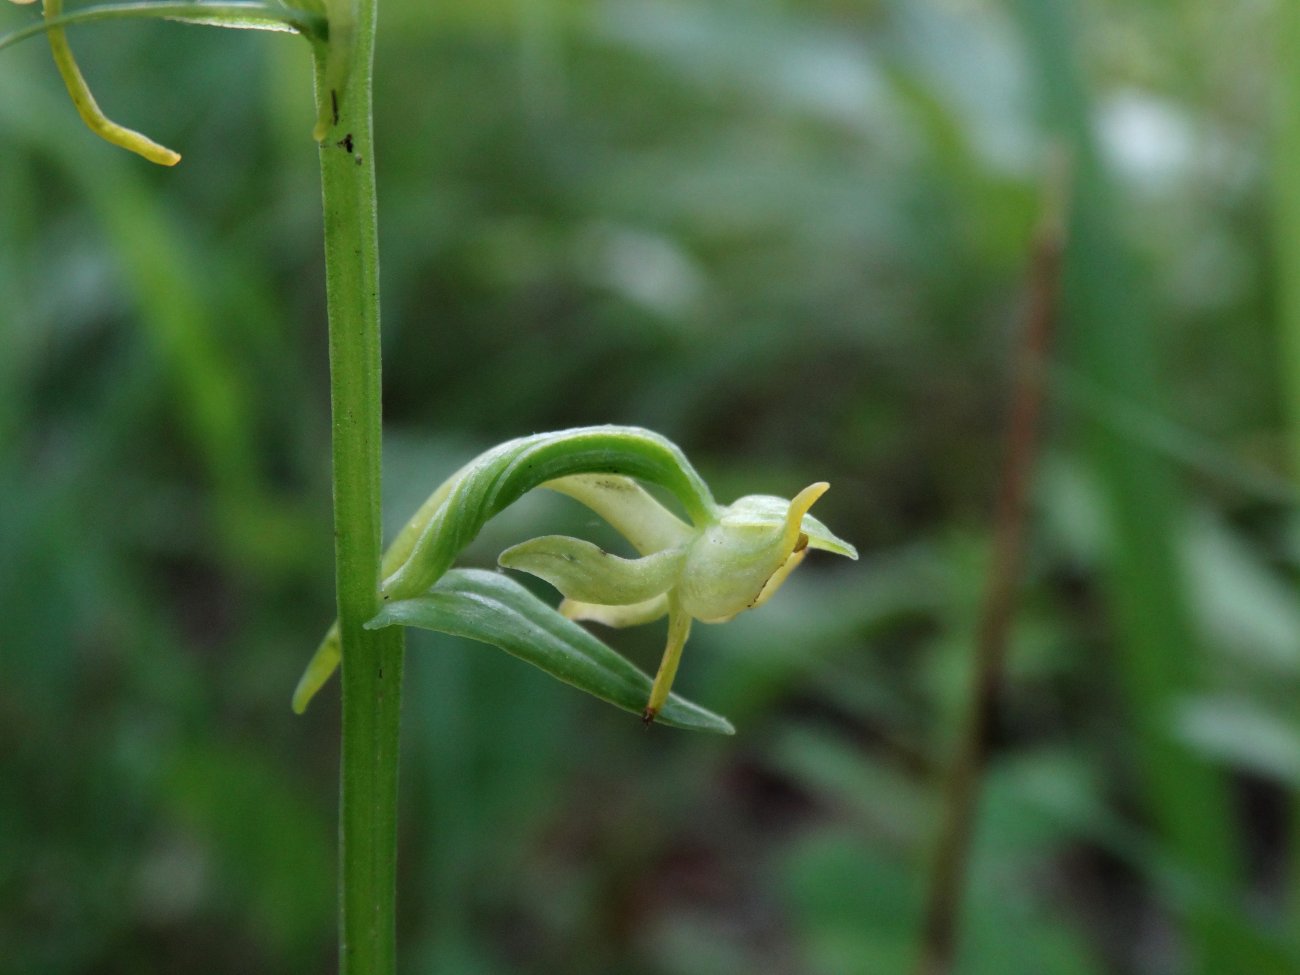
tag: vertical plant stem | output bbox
[1274,0,1300,937]
[913,161,1065,975]
[313,7,405,973]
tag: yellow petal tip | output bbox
[782,481,829,549]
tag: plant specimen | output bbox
[292,425,857,726]
[1,3,856,973]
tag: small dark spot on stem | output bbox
[331,90,339,125]
[336,133,354,153]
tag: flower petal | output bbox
[560,595,670,628]
[780,482,829,553]
[544,474,694,555]
[749,547,809,610]
[499,534,684,605]
[800,512,858,559]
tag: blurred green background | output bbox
[2,0,1298,972]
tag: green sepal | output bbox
[366,568,734,735]
[498,535,684,605]
[543,474,693,555]
[717,494,859,559]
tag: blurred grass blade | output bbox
[367,568,735,734]
[0,68,302,569]
[1278,0,1300,935]
[1278,0,1300,464]
[1012,0,1240,969]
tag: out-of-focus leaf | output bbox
[769,725,931,841]
[162,742,334,962]
[1185,512,1300,672]
[368,568,734,734]
[781,830,920,975]
[1175,696,1300,785]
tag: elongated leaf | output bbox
[366,568,734,735]
[0,2,322,54]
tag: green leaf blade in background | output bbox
[367,568,735,735]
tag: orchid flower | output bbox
[504,478,852,722]
[501,474,857,722]
[292,426,857,730]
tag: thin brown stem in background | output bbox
[913,154,1069,975]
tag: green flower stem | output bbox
[644,598,690,720]
[313,7,404,974]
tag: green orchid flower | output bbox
[499,473,857,722]
[292,425,857,730]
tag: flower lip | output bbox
[497,535,685,607]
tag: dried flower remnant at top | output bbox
[36,0,181,164]
[3,0,335,158]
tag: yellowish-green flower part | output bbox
[40,0,181,165]
[291,426,856,724]
[500,474,857,721]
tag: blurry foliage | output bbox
[1,0,1297,972]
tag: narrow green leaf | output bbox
[0,2,322,55]
[367,568,734,735]
[498,534,684,606]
